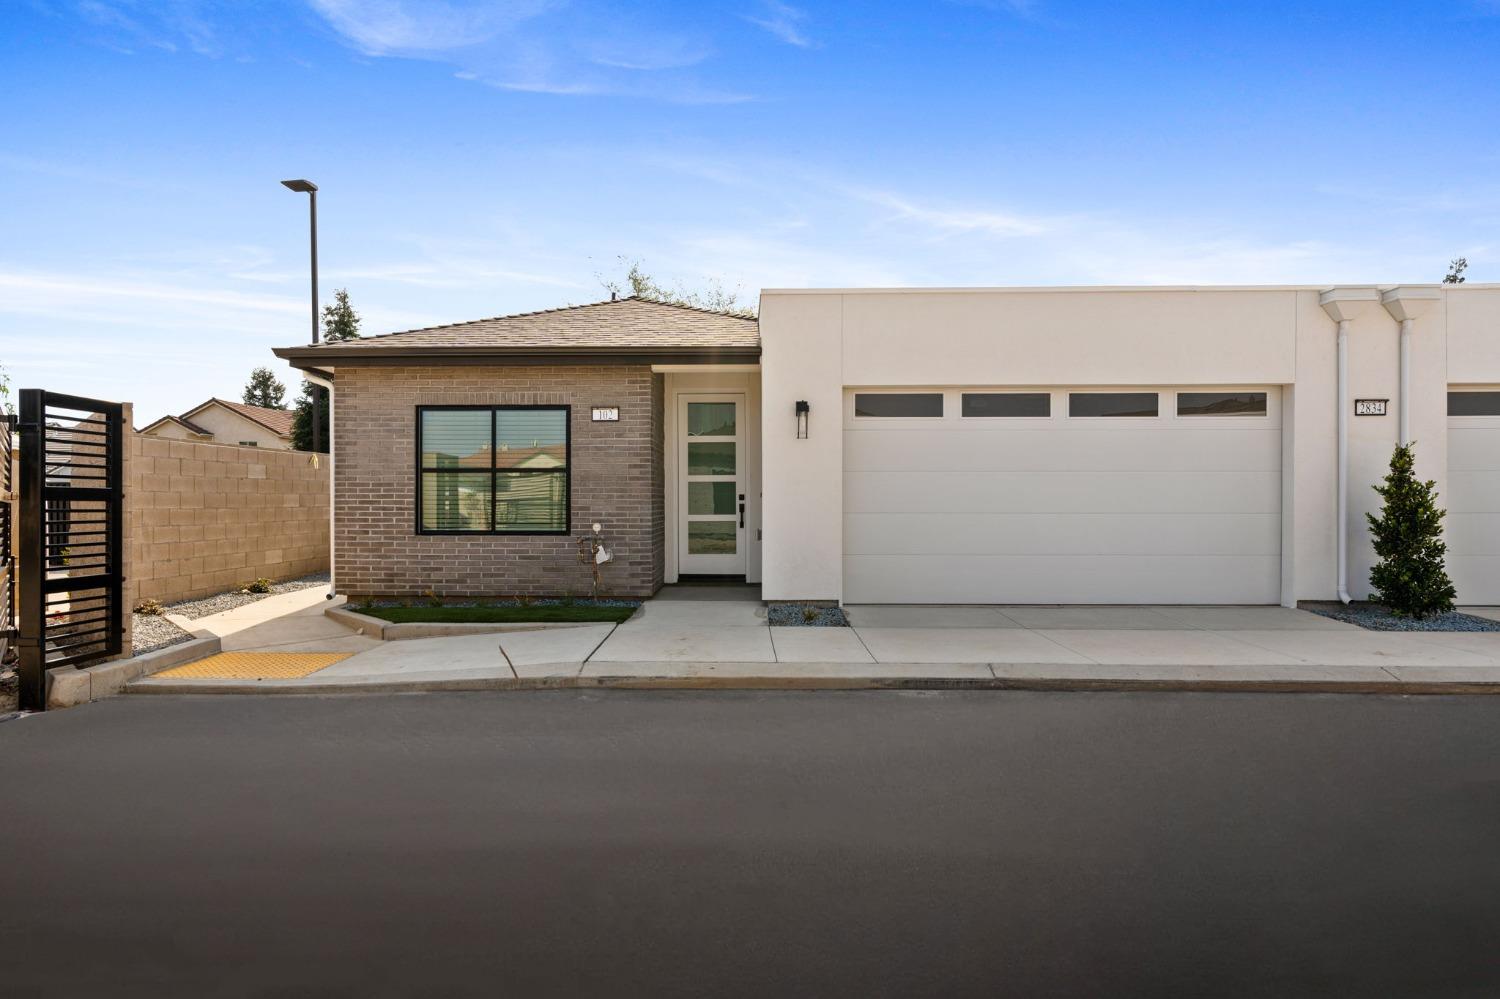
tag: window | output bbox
[1449,391,1500,417]
[238,441,259,447]
[1068,392,1158,418]
[417,406,569,534]
[1177,392,1268,417]
[962,393,1051,418]
[854,393,943,418]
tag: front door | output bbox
[678,394,747,575]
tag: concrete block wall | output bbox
[126,434,329,606]
[333,364,662,599]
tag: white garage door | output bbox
[843,387,1282,604]
[1447,389,1500,605]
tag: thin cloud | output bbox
[851,189,1056,238]
[745,1,813,48]
[308,1,751,102]
[307,0,554,55]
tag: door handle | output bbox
[739,503,745,529]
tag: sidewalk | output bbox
[128,592,1500,696]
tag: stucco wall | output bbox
[183,405,290,449]
[759,285,1493,605]
[332,365,663,599]
[126,435,328,605]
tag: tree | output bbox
[599,258,753,316]
[1444,258,1467,284]
[290,380,329,453]
[0,362,11,416]
[1366,442,1456,618]
[242,367,287,409]
[322,288,361,341]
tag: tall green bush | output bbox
[1366,443,1456,618]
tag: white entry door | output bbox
[678,394,747,575]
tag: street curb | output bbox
[48,634,222,708]
[126,672,1500,696]
[325,605,617,641]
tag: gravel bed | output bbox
[163,573,330,621]
[132,614,193,655]
[768,603,849,627]
[1304,601,1500,632]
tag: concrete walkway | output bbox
[127,589,1500,695]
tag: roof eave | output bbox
[273,345,761,369]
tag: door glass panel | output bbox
[689,481,737,515]
[688,441,736,475]
[688,521,737,554]
[688,402,736,437]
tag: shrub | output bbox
[134,598,164,616]
[802,606,822,623]
[245,578,273,594]
[1366,442,1456,619]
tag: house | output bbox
[273,286,1500,607]
[139,398,296,449]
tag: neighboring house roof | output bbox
[434,444,567,470]
[273,296,760,369]
[139,413,214,436]
[196,399,296,438]
[142,399,295,440]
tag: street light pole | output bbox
[281,178,321,451]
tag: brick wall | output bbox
[126,434,329,605]
[335,365,663,599]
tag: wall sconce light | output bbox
[795,400,810,439]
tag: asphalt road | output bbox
[3,691,1499,998]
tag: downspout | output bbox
[303,371,335,600]
[1335,318,1352,604]
[1398,317,1412,446]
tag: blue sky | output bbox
[3,0,1499,424]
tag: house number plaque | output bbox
[1354,399,1388,417]
[591,407,620,422]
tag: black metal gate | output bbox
[17,390,125,710]
[0,413,14,669]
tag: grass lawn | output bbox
[356,604,638,625]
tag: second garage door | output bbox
[843,387,1283,604]
[1447,388,1500,605]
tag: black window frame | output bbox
[414,404,572,536]
[1176,391,1269,417]
[961,392,1052,418]
[1448,391,1500,417]
[853,392,945,418]
[1068,392,1160,418]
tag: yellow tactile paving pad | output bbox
[155,652,353,679]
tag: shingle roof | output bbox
[215,399,296,437]
[186,399,296,438]
[141,413,213,436]
[294,296,759,352]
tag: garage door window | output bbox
[1177,392,1267,417]
[1449,391,1500,417]
[854,393,943,418]
[1068,392,1158,418]
[962,393,1051,418]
